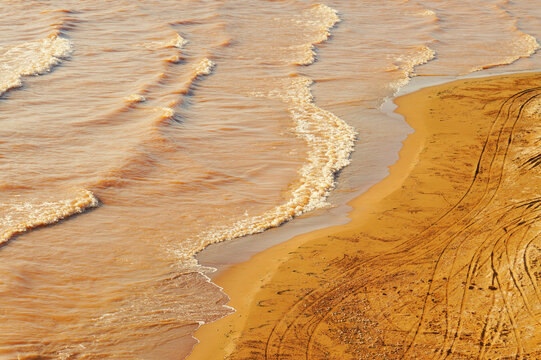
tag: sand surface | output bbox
[189,73,541,359]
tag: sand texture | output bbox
[190,73,541,359]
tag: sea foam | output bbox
[184,4,356,254]
[0,33,72,96]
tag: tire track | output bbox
[239,77,541,360]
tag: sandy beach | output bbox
[190,72,541,359]
[3,1,541,357]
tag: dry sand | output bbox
[189,72,541,359]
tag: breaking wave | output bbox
[0,190,98,246]
[183,4,356,254]
[0,33,72,96]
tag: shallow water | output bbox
[1,0,540,358]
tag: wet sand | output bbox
[189,72,541,359]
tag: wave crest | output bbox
[389,45,436,92]
[0,190,98,245]
[182,4,355,254]
[291,4,340,65]
[0,33,72,96]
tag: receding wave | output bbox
[388,45,436,93]
[184,4,356,254]
[292,4,341,65]
[470,2,539,72]
[473,31,539,72]
[196,75,356,244]
[0,189,98,246]
[0,33,72,96]
[384,3,437,94]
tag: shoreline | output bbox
[188,73,428,358]
[189,71,541,359]
[188,72,433,358]
[196,66,541,280]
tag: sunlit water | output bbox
[1,0,540,358]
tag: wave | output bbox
[193,57,215,77]
[421,9,437,17]
[183,4,356,254]
[379,1,439,94]
[166,33,188,49]
[123,93,147,104]
[461,0,538,73]
[0,33,72,96]
[118,29,214,120]
[95,54,217,188]
[141,32,187,50]
[80,16,225,191]
[292,4,341,65]
[0,189,98,246]
[388,45,436,93]
[0,17,95,246]
[473,31,539,72]
[151,57,215,123]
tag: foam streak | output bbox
[0,33,72,96]
[0,190,98,246]
[189,4,355,252]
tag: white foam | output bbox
[469,32,539,72]
[193,58,215,77]
[0,34,72,96]
[421,9,436,17]
[143,33,187,50]
[155,106,175,118]
[172,33,188,49]
[0,189,98,245]
[178,5,355,256]
[389,45,436,93]
[124,94,146,103]
[291,4,341,65]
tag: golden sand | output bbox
[190,72,541,359]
